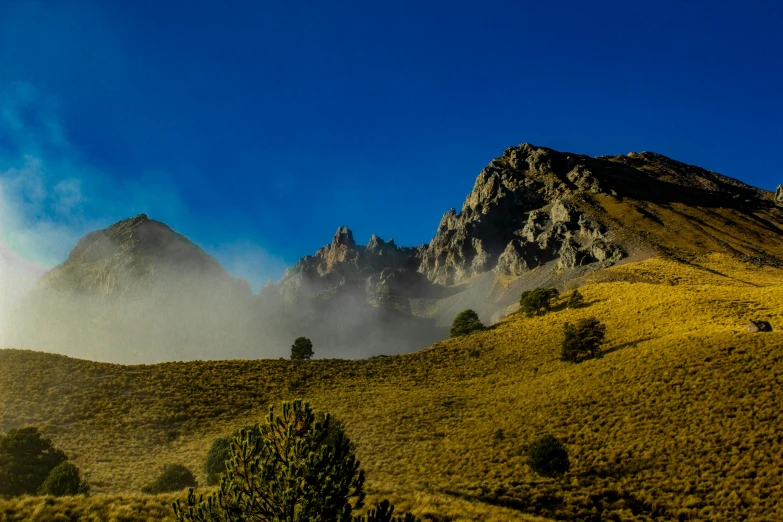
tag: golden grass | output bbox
[2,254,783,521]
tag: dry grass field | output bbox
[2,253,783,521]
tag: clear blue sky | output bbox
[1,0,781,290]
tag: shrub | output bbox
[519,288,559,317]
[527,434,570,477]
[173,399,419,522]
[354,500,421,522]
[567,289,584,308]
[450,309,484,337]
[204,437,231,486]
[291,336,314,360]
[206,420,339,487]
[0,427,68,497]
[561,317,607,362]
[143,464,197,494]
[39,461,88,496]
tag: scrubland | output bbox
[2,254,783,521]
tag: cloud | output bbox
[0,82,285,335]
[0,82,191,317]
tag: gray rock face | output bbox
[283,144,629,294]
[278,227,422,302]
[776,185,783,206]
[417,144,625,283]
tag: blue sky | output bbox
[1,0,781,292]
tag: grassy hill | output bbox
[2,253,783,521]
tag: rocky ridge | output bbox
[280,143,783,306]
[279,143,630,301]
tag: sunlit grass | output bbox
[2,254,783,520]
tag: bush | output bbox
[561,317,607,362]
[0,427,68,497]
[39,461,88,496]
[450,309,484,337]
[527,434,570,477]
[174,399,419,522]
[204,437,231,486]
[291,336,314,360]
[143,464,197,494]
[519,288,559,317]
[355,499,421,522]
[567,289,584,308]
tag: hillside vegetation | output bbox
[2,254,783,521]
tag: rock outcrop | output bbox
[748,320,773,333]
[417,144,625,284]
[776,185,782,206]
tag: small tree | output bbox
[174,400,419,522]
[0,427,68,497]
[527,434,570,477]
[39,461,88,496]
[143,464,197,494]
[561,317,607,362]
[291,336,314,360]
[519,288,559,317]
[450,309,484,337]
[204,418,344,488]
[567,289,584,309]
[204,437,231,486]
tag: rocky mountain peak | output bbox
[776,184,782,206]
[42,214,236,296]
[332,226,356,248]
[417,143,623,285]
[283,142,782,296]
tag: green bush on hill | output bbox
[204,437,231,486]
[567,289,584,308]
[175,399,418,522]
[561,317,607,362]
[450,309,484,337]
[527,434,570,477]
[39,461,89,496]
[142,464,197,494]
[0,427,68,497]
[291,336,314,360]
[519,288,559,317]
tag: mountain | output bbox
[4,215,256,362]
[3,143,783,520]
[274,143,783,330]
[5,144,783,362]
[35,213,251,297]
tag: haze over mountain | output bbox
[4,143,782,363]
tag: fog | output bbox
[2,82,447,364]
[2,267,446,364]
[0,217,447,364]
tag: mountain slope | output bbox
[2,253,782,521]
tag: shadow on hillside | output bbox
[601,337,655,357]
[551,299,599,313]
[579,458,656,480]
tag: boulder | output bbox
[776,185,783,206]
[747,320,773,333]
